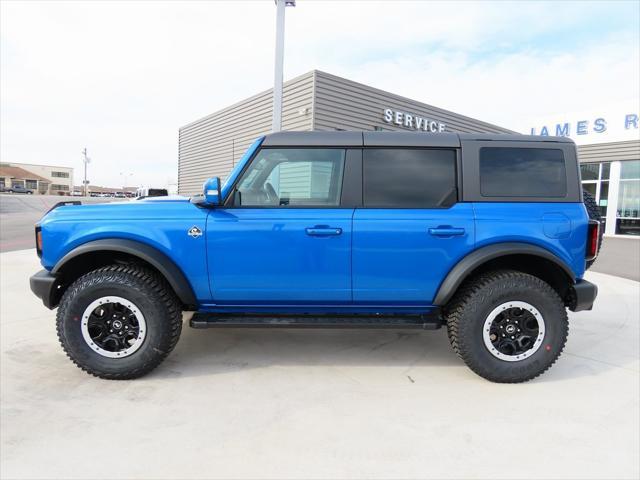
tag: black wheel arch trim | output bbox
[433,242,576,306]
[51,239,197,308]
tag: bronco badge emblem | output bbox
[187,226,202,238]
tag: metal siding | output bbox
[312,70,513,134]
[178,72,314,195]
[178,69,516,194]
[577,140,640,163]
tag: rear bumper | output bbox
[569,279,598,312]
[29,269,58,310]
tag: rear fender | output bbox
[433,242,575,306]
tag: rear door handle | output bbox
[428,227,466,237]
[305,226,343,237]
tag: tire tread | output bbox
[445,269,568,383]
[56,264,182,380]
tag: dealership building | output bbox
[178,70,640,236]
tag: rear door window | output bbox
[363,148,457,208]
[479,147,567,197]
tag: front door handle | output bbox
[428,226,466,237]
[305,226,343,237]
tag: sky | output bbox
[1,0,639,189]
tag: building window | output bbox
[51,184,69,191]
[617,160,640,236]
[51,171,69,178]
[25,180,37,189]
[12,180,24,188]
[0,178,4,189]
[581,162,611,229]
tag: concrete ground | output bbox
[1,249,638,480]
[595,236,640,282]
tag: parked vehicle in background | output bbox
[2,185,33,194]
[114,192,126,199]
[135,187,168,200]
[29,132,600,383]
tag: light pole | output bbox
[272,0,295,133]
[82,148,91,196]
[119,172,133,192]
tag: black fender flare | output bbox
[51,239,197,307]
[433,242,575,306]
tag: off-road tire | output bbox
[583,189,603,269]
[56,264,182,379]
[445,270,568,383]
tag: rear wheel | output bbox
[56,264,182,379]
[445,270,568,383]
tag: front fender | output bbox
[51,239,197,308]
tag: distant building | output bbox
[73,185,137,196]
[0,162,74,195]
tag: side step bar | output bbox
[190,313,443,330]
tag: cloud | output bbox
[1,0,638,188]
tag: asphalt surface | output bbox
[1,249,638,479]
[2,193,638,280]
[0,194,114,251]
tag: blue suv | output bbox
[29,132,600,382]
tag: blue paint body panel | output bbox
[39,197,212,303]
[472,202,588,279]
[206,208,353,305]
[352,204,476,304]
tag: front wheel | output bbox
[56,264,183,379]
[445,270,568,383]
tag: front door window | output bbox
[233,148,345,207]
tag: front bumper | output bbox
[29,270,59,310]
[569,279,598,312]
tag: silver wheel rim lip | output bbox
[482,301,545,362]
[81,296,146,359]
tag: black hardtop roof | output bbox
[261,131,574,148]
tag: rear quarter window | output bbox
[479,147,567,198]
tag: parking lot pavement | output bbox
[0,195,114,252]
[1,249,638,480]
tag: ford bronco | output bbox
[29,132,600,382]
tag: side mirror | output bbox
[203,177,222,205]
